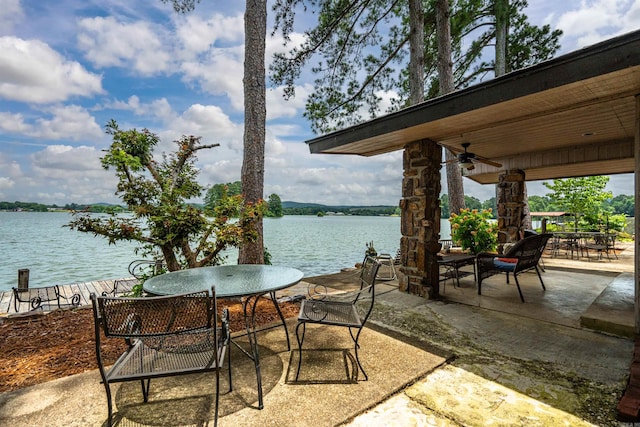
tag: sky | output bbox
[0,0,639,207]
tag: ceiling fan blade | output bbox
[474,156,502,168]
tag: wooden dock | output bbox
[0,278,137,316]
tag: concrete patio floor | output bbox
[0,243,636,426]
[437,241,635,337]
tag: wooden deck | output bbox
[0,278,138,315]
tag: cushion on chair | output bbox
[493,257,518,271]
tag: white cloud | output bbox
[34,105,103,140]
[266,83,313,120]
[0,0,23,35]
[0,105,102,141]
[0,112,30,133]
[0,176,15,190]
[77,16,173,75]
[161,103,243,150]
[0,37,104,103]
[174,13,244,55]
[555,0,639,48]
[26,144,119,204]
[31,145,102,171]
[180,46,245,109]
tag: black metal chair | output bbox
[476,233,552,302]
[12,284,80,312]
[294,256,380,381]
[91,287,231,427]
[103,258,166,296]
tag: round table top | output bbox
[143,264,305,297]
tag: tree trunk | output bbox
[408,0,424,105]
[239,0,266,264]
[494,0,531,233]
[436,0,465,216]
[494,0,508,76]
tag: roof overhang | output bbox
[306,30,640,184]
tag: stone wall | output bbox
[496,169,526,252]
[399,139,442,298]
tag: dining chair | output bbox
[294,256,381,381]
[91,287,231,427]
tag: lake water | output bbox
[0,212,451,292]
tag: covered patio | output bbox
[306,29,640,333]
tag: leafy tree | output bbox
[440,194,450,218]
[266,193,284,217]
[271,0,561,224]
[543,176,612,232]
[481,196,497,217]
[271,0,561,133]
[205,181,242,211]
[605,194,634,217]
[527,195,553,213]
[67,121,265,272]
[464,195,482,211]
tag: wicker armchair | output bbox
[476,233,552,302]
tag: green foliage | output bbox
[481,197,497,217]
[271,0,562,134]
[266,193,284,217]
[440,194,450,218]
[0,201,50,212]
[605,194,634,217]
[464,195,482,211]
[543,176,613,231]
[527,195,553,213]
[449,208,497,255]
[263,247,272,265]
[204,181,242,211]
[67,120,265,272]
[282,205,397,216]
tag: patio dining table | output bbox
[551,232,617,260]
[143,264,304,409]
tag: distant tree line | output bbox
[440,190,634,219]
[205,181,283,217]
[283,205,400,216]
[0,201,50,211]
[4,176,635,219]
[0,201,128,213]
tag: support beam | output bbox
[399,139,442,298]
[635,94,640,335]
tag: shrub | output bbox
[449,208,498,255]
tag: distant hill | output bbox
[282,201,396,210]
[281,201,398,216]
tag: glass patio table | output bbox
[144,264,304,409]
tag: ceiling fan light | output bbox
[459,160,474,170]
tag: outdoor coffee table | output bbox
[438,254,476,288]
[143,264,304,409]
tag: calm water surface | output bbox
[0,212,451,292]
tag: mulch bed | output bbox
[0,299,299,393]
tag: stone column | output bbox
[399,139,442,298]
[496,169,526,253]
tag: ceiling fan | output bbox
[443,142,502,171]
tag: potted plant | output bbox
[365,241,377,258]
[449,208,498,255]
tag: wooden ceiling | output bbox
[306,30,640,184]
